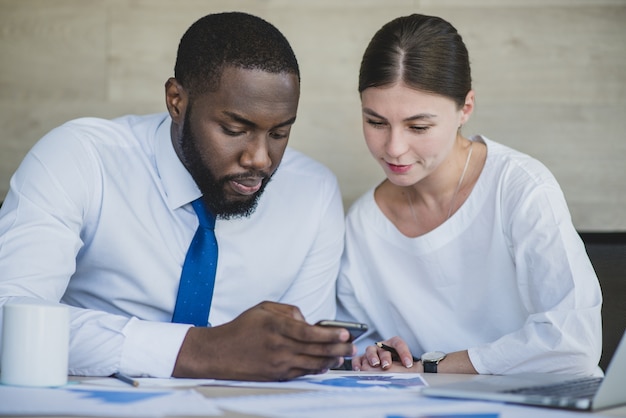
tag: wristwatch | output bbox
[421,351,446,373]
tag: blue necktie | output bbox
[172,198,218,326]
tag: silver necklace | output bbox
[407,141,474,223]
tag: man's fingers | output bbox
[258,301,306,321]
[174,302,355,381]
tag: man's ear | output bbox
[165,77,187,124]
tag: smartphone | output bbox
[315,319,368,342]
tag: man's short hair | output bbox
[174,12,300,97]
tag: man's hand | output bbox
[172,301,356,381]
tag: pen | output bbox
[112,372,140,387]
[375,342,420,363]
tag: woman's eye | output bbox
[411,125,429,133]
[366,119,386,128]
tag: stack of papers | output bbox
[0,372,605,417]
[0,384,220,417]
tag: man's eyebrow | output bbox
[273,116,297,129]
[362,107,437,122]
[222,111,297,129]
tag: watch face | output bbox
[422,351,446,362]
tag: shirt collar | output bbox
[155,116,201,210]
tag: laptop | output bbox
[422,331,626,411]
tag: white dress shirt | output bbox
[0,112,345,377]
[337,136,602,376]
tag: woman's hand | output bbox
[352,336,419,371]
[351,337,479,374]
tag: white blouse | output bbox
[338,136,602,376]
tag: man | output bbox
[0,12,353,381]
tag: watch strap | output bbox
[423,360,438,373]
[421,351,446,373]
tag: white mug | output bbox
[1,300,70,387]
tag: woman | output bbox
[337,14,602,376]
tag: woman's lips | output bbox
[229,178,263,195]
[386,162,412,174]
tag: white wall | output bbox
[1,0,624,230]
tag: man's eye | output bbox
[222,126,244,136]
[269,131,288,140]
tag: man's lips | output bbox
[229,178,264,195]
[386,162,412,174]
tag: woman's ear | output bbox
[165,77,188,125]
[459,90,475,126]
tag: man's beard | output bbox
[180,110,274,220]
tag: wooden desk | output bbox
[67,373,626,417]
[178,372,626,417]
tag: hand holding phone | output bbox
[315,320,368,342]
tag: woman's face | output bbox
[360,83,473,187]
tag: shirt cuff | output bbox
[120,317,192,377]
[467,347,490,375]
